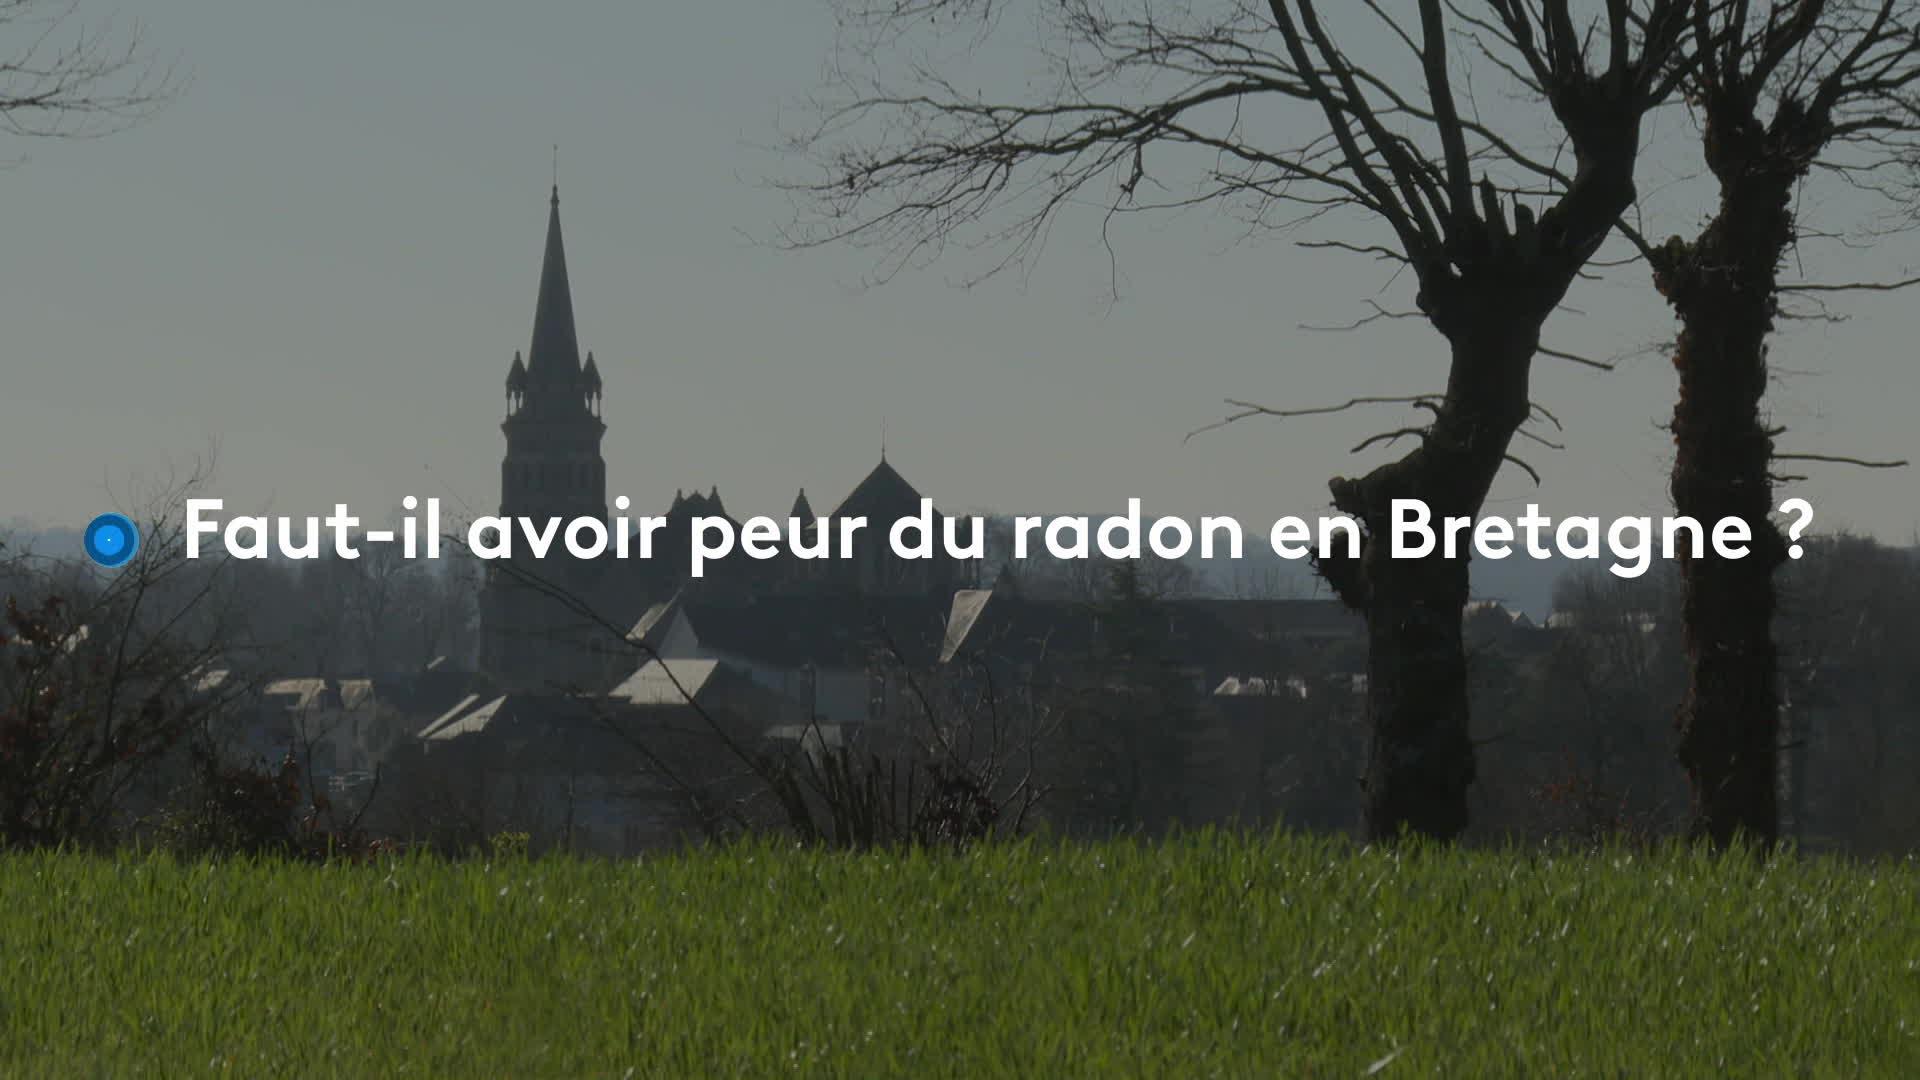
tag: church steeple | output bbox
[481,175,616,692]
[496,182,607,524]
[527,184,583,388]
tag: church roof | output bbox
[790,488,814,520]
[831,457,928,521]
[526,185,582,385]
[668,487,732,523]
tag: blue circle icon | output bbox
[83,513,140,569]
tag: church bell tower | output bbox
[480,183,612,688]
[500,184,607,522]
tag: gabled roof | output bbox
[609,659,727,706]
[831,457,929,521]
[419,694,502,740]
[417,692,607,741]
[364,668,493,720]
[935,588,1096,665]
[626,591,685,653]
[940,589,996,665]
[261,677,375,712]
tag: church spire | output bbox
[526,182,582,384]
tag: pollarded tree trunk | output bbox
[1321,303,1543,842]
[1356,539,1475,840]
[1656,176,1795,849]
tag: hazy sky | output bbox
[5,1,1918,551]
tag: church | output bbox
[476,185,976,694]
[385,185,1371,853]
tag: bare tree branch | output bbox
[1773,451,1909,469]
[0,1,179,140]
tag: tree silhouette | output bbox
[1642,0,1918,848]
[1,1,175,140]
[782,0,1692,840]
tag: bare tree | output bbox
[1508,565,1685,841]
[1,0,174,140]
[1640,0,1919,848]
[780,0,1691,840]
[0,469,255,849]
[1775,532,1920,852]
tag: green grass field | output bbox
[2,833,1915,1076]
